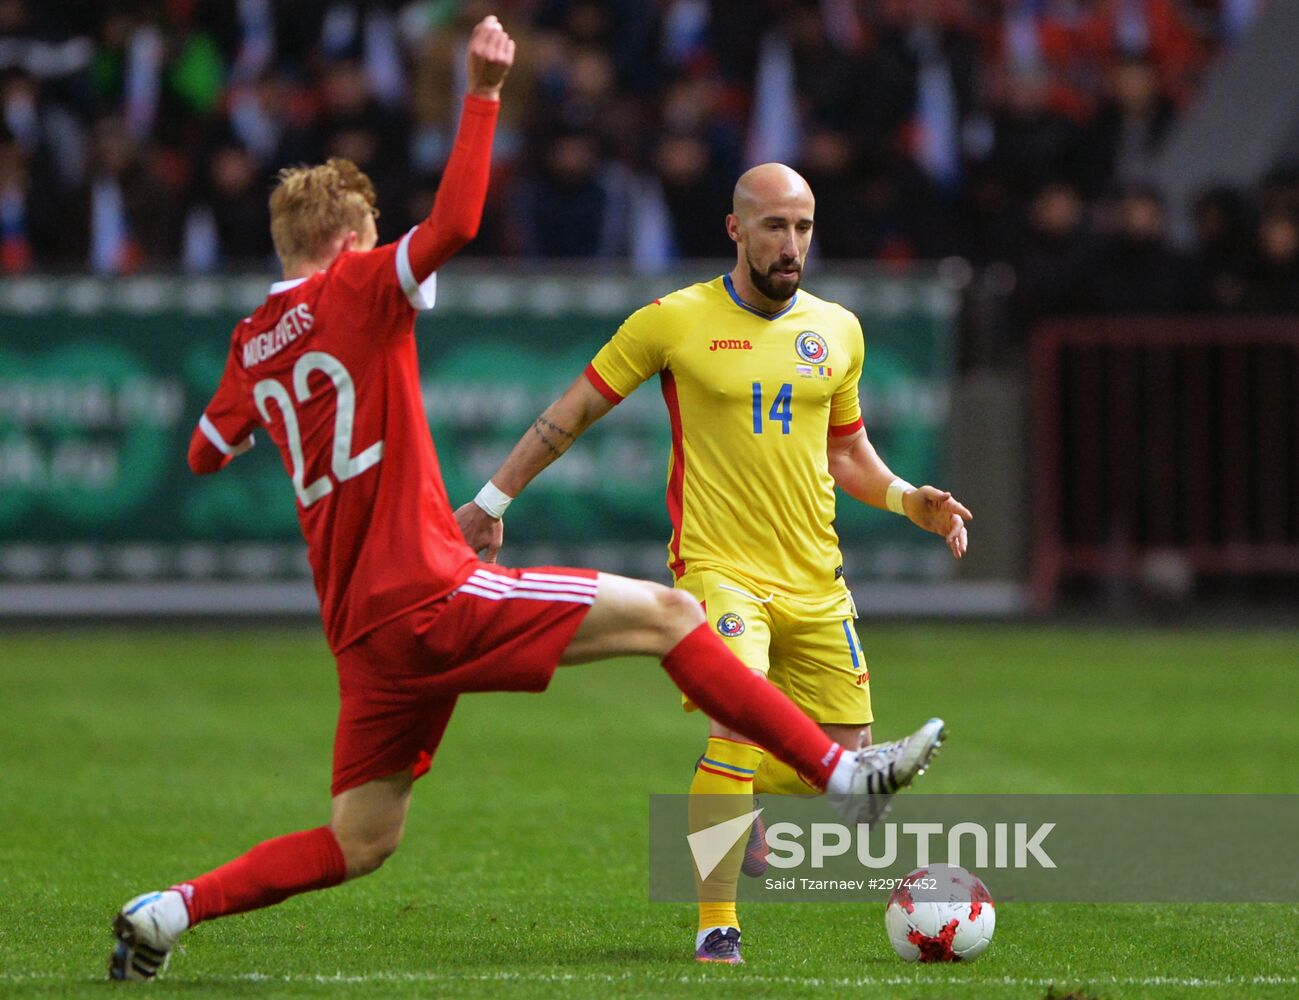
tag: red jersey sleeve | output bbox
[323,96,498,326]
[189,346,258,475]
[401,95,498,284]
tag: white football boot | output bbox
[108,890,188,981]
[827,718,946,826]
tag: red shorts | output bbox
[331,563,598,796]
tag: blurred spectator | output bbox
[979,66,1091,200]
[405,0,536,178]
[200,140,274,266]
[1088,185,1189,314]
[1188,185,1251,313]
[535,0,660,95]
[950,165,1020,265]
[524,130,610,258]
[1087,55,1176,190]
[1078,0,1209,105]
[648,69,736,257]
[312,58,408,234]
[655,131,729,257]
[83,117,183,273]
[1243,207,1299,313]
[1010,180,1101,338]
[797,128,871,259]
[871,1,980,194]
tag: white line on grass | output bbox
[8,971,1298,989]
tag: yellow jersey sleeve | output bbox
[828,311,865,436]
[585,300,668,403]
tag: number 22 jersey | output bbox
[192,240,477,653]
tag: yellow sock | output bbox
[690,737,765,932]
[754,753,819,795]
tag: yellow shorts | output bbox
[677,569,873,726]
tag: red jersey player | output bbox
[109,16,944,981]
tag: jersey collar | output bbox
[269,277,308,295]
[722,273,798,321]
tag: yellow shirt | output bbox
[585,274,865,595]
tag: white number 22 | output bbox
[254,351,384,508]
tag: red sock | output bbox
[173,826,346,926]
[662,623,843,789]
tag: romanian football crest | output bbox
[716,612,746,637]
[794,330,829,364]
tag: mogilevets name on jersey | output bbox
[242,304,315,368]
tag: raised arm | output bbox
[403,16,514,281]
[827,426,972,559]
[455,374,616,561]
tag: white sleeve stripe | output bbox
[199,414,254,456]
[395,228,438,311]
[395,229,418,301]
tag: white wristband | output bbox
[885,478,914,516]
[473,480,514,519]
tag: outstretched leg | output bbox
[565,575,944,799]
[560,573,850,789]
[110,772,412,981]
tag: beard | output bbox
[747,252,802,303]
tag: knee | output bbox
[334,824,402,879]
[655,585,705,635]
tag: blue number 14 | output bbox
[752,382,793,435]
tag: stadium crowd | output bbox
[0,0,1290,320]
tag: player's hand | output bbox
[466,15,514,101]
[454,501,505,562]
[902,486,972,560]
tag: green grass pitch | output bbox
[1,624,1296,999]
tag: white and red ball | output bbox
[884,864,995,962]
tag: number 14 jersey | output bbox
[193,242,477,653]
[585,274,866,596]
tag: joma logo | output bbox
[709,339,753,351]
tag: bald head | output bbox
[725,163,815,310]
[732,163,814,221]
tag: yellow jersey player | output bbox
[455,162,968,965]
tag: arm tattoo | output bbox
[531,416,577,459]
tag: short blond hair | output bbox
[269,158,378,266]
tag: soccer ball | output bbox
[884,864,995,962]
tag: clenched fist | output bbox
[467,15,515,101]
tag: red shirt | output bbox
[189,95,498,652]
[196,247,476,651]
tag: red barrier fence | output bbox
[1029,318,1299,610]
